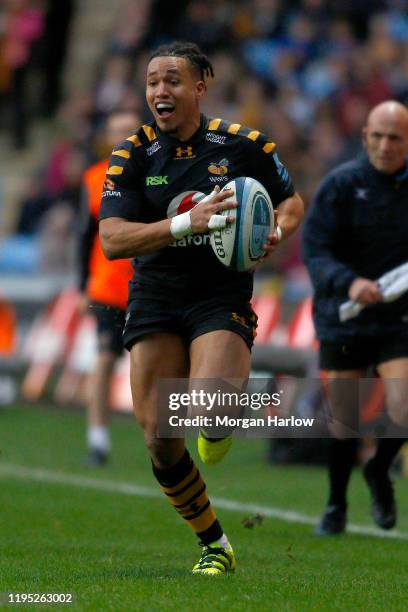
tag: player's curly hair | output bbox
[149,41,214,82]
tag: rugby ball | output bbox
[209,177,274,272]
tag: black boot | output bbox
[363,459,396,529]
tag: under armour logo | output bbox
[355,188,369,200]
[175,146,194,159]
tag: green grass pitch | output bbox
[1,403,407,611]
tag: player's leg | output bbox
[187,330,251,574]
[191,329,251,464]
[130,333,231,574]
[130,333,188,466]
[316,368,363,535]
[363,357,408,529]
[185,296,255,466]
[190,329,251,379]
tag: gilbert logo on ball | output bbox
[209,177,274,272]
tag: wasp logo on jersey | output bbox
[208,158,229,183]
[208,158,229,176]
[174,146,195,159]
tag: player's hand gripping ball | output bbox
[209,177,274,271]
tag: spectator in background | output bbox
[40,0,75,117]
[94,55,135,118]
[173,0,230,52]
[109,0,150,56]
[78,109,140,466]
[0,139,86,275]
[4,142,88,275]
[1,0,45,148]
[39,204,77,273]
[15,171,53,235]
[38,145,88,273]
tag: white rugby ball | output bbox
[209,177,274,272]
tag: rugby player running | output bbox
[99,42,304,575]
[303,101,408,535]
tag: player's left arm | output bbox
[260,193,304,261]
[249,138,304,259]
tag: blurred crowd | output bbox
[1,0,408,291]
[0,0,74,147]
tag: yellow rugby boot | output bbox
[197,431,233,465]
[192,543,236,575]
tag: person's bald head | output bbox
[362,100,408,174]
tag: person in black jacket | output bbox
[302,100,408,535]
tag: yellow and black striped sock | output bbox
[152,449,223,544]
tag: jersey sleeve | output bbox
[99,136,147,222]
[248,135,295,205]
[301,172,357,296]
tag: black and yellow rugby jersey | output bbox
[100,114,295,301]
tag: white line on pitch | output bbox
[1,462,407,541]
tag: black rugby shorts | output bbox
[319,334,408,371]
[122,295,258,351]
[91,302,126,355]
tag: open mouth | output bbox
[156,102,175,119]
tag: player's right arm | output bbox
[100,216,174,259]
[99,143,236,259]
[100,189,236,259]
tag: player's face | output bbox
[146,56,205,141]
[363,115,408,174]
